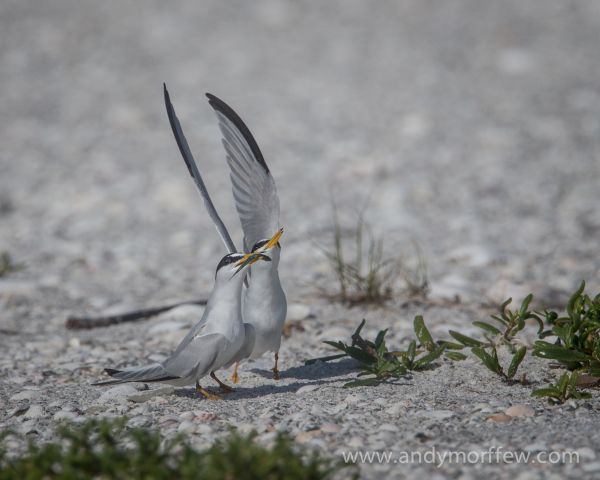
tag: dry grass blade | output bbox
[319,208,428,306]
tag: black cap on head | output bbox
[252,239,281,252]
[216,253,244,273]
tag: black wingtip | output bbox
[163,85,198,180]
[104,368,121,377]
[204,93,270,175]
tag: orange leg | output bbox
[231,362,240,384]
[272,352,280,380]
[195,381,222,400]
[210,372,235,393]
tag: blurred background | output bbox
[1,0,599,326]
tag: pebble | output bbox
[523,441,548,452]
[577,447,596,461]
[347,436,364,448]
[19,420,39,435]
[196,424,213,435]
[378,423,398,432]
[385,403,405,415]
[575,374,600,387]
[505,405,535,418]
[486,414,512,423]
[84,405,107,414]
[129,405,149,416]
[193,411,218,422]
[126,386,174,403]
[367,437,388,450]
[159,416,180,428]
[10,390,41,402]
[179,411,195,421]
[329,402,347,414]
[127,416,152,428]
[295,430,320,443]
[343,394,362,404]
[320,423,341,433]
[236,423,255,435]
[0,280,35,297]
[53,410,79,422]
[421,410,455,420]
[296,384,319,395]
[8,406,29,418]
[23,404,44,419]
[472,402,494,414]
[582,461,600,473]
[287,303,312,321]
[310,404,324,416]
[259,408,273,418]
[97,384,145,404]
[178,420,197,433]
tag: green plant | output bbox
[0,419,352,480]
[0,252,24,278]
[471,345,527,384]
[533,281,600,376]
[532,371,592,405]
[320,209,427,305]
[306,317,454,388]
[406,315,466,363]
[306,319,408,387]
[448,295,541,383]
[449,294,542,350]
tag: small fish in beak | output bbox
[233,252,271,277]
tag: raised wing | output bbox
[206,93,280,252]
[163,84,238,254]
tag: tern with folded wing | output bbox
[94,251,270,399]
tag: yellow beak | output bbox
[233,228,283,273]
[234,252,271,269]
[263,228,284,250]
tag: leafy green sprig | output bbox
[532,371,592,405]
[533,281,600,376]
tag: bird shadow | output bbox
[174,378,339,401]
[251,357,359,381]
[172,357,362,401]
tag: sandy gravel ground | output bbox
[1,1,600,478]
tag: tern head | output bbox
[250,228,284,267]
[215,252,271,281]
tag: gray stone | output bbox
[287,303,312,321]
[177,420,197,434]
[505,405,535,418]
[320,422,341,433]
[23,404,44,419]
[421,410,455,420]
[582,461,600,473]
[53,410,79,422]
[97,384,145,404]
[10,390,41,402]
[296,384,319,395]
[126,386,174,403]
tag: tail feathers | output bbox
[92,363,179,386]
